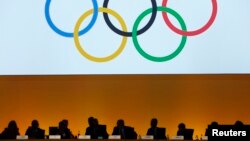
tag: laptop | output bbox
[184,129,194,140]
[157,128,166,139]
[49,127,58,135]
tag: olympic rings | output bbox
[45,0,98,37]
[74,8,128,62]
[132,7,187,62]
[162,0,218,36]
[103,0,157,37]
[45,0,218,62]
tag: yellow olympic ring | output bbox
[74,8,128,62]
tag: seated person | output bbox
[177,123,193,140]
[112,119,137,139]
[85,117,108,139]
[57,120,74,139]
[1,120,20,139]
[146,118,166,139]
[61,120,74,138]
[25,120,45,139]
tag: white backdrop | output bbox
[0,0,250,75]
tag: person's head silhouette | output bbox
[234,120,244,127]
[210,121,219,127]
[151,118,158,128]
[117,119,125,128]
[88,117,95,127]
[178,123,186,130]
[8,120,18,130]
[62,119,69,128]
[59,121,66,130]
[31,120,39,129]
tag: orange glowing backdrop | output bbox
[0,75,250,138]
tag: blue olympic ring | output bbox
[45,0,98,38]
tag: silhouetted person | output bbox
[177,123,186,136]
[112,119,137,139]
[25,120,45,139]
[0,120,20,139]
[146,118,166,139]
[85,117,108,139]
[85,117,96,138]
[205,121,219,136]
[61,119,74,138]
[177,123,193,140]
[57,120,73,139]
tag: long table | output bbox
[0,139,195,141]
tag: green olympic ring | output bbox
[132,6,187,62]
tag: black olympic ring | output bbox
[103,0,157,37]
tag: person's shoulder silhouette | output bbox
[1,120,20,139]
[112,119,137,139]
[146,118,166,139]
[177,123,193,140]
[85,117,108,139]
[57,120,73,139]
[25,120,45,139]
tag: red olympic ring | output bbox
[162,0,218,36]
